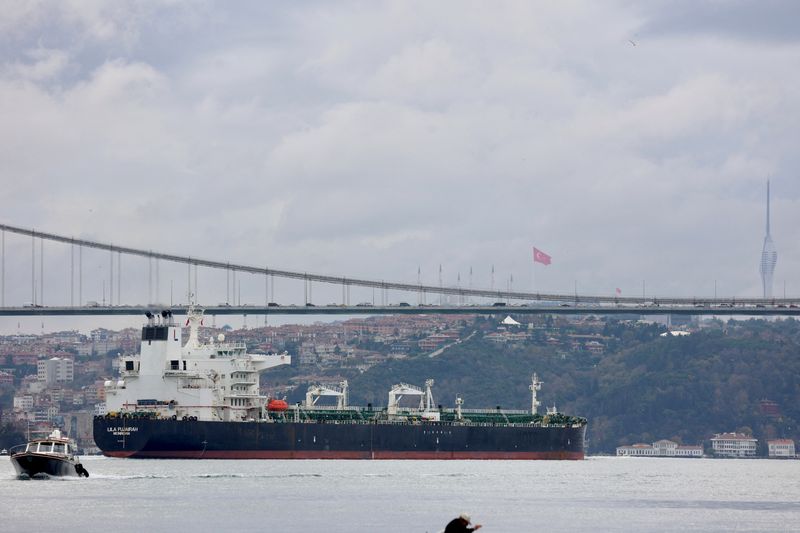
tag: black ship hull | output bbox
[10,453,84,478]
[93,417,586,460]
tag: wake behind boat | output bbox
[9,429,89,479]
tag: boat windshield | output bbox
[53,443,66,455]
[37,442,53,453]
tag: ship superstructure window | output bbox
[125,360,135,371]
[38,442,53,453]
[53,443,66,454]
[170,360,179,370]
[142,326,169,341]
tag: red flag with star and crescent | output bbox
[533,247,551,266]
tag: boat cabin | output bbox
[25,440,73,456]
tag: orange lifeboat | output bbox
[267,399,289,412]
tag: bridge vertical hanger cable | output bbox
[264,265,269,327]
[109,247,113,307]
[40,238,43,306]
[70,241,74,306]
[148,256,152,305]
[1,230,4,307]
[155,258,160,304]
[194,264,198,303]
[78,245,82,306]
[31,233,35,305]
[117,251,121,306]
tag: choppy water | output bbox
[2,456,799,532]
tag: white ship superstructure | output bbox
[104,308,291,421]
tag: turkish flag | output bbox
[533,247,551,266]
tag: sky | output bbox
[1,1,799,332]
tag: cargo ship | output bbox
[93,309,587,459]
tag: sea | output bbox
[2,456,799,532]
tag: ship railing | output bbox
[447,408,531,415]
[213,343,247,356]
[9,443,28,455]
[279,418,561,428]
[164,370,206,378]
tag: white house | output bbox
[617,439,702,457]
[767,439,796,458]
[711,432,758,457]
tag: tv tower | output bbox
[759,180,777,298]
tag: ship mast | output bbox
[184,306,204,350]
[530,373,542,415]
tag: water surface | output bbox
[2,456,798,532]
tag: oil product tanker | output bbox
[93,309,587,459]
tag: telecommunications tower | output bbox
[759,181,777,298]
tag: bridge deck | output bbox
[2,304,798,317]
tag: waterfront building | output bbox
[767,439,796,458]
[710,432,758,457]
[616,439,703,457]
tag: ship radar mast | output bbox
[184,306,204,350]
[424,379,435,412]
[530,373,543,415]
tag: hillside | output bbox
[337,319,800,454]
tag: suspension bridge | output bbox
[0,222,797,317]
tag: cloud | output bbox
[637,0,800,43]
[0,0,799,320]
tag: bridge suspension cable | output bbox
[0,222,796,306]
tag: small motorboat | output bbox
[0,448,8,456]
[9,429,89,479]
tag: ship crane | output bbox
[387,379,440,421]
[387,382,423,415]
[530,373,542,415]
[305,380,348,410]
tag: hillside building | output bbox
[37,357,74,385]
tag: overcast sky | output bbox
[1,1,799,332]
